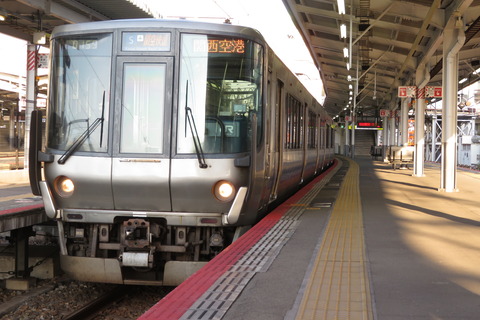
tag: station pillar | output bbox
[389,111,396,146]
[382,113,388,162]
[414,88,426,177]
[345,118,350,156]
[24,44,37,170]
[400,99,409,146]
[440,18,465,192]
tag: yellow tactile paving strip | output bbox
[295,158,374,320]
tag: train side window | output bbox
[285,94,304,150]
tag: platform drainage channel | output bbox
[326,182,341,187]
[309,202,332,208]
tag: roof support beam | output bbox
[16,0,93,23]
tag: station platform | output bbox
[0,170,45,232]
[139,156,480,320]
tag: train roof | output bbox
[51,18,265,43]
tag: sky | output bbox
[0,34,27,76]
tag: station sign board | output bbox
[425,86,442,98]
[398,86,417,98]
[379,109,397,118]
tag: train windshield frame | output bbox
[47,33,113,153]
[177,34,263,154]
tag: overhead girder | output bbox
[15,0,96,23]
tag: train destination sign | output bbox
[122,32,171,51]
[193,38,246,54]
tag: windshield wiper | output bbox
[58,91,106,164]
[185,81,208,169]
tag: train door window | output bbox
[177,33,263,154]
[120,63,165,153]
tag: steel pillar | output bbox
[389,114,396,146]
[382,115,388,161]
[441,20,465,192]
[12,227,33,278]
[414,88,426,177]
[345,120,350,156]
[25,44,37,170]
[401,99,409,146]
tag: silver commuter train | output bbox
[29,19,334,285]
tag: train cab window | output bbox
[48,34,112,152]
[177,34,263,154]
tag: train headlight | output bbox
[54,176,75,198]
[213,180,236,202]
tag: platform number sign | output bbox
[425,86,443,98]
[398,86,417,98]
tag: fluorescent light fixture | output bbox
[349,91,353,95]
[349,84,353,89]
[343,47,349,58]
[337,0,345,14]
[340,24,347,38]
[347,75,352,81]
[459,78,467,84]
[346,62,350,70]
[474,67,480,75]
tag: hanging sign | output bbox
[425,86,442,98]
[398,86,417,98]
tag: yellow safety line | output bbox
[295,158,374,320]
[0,193,34,203]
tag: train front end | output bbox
[30,20,266,285]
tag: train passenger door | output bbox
[266,79,284,202]
[111,57,173,211]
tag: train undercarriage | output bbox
[58,218,236,285]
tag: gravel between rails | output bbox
[0,277,173,320]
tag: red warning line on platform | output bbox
[139,159,339,320]
[0,203,44,216]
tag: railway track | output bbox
[62,285,128,320]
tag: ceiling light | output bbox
[347,75,352,81]
[0,15,6,21]
[340,24,347,38]
[346,62,350,70]
[459,78,467,84]
[337,0,345,14]
[343,47,349,58]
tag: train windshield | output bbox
[47,33,112,153]
[177,34,263,154]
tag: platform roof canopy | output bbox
[284,0,480,118]
[1,0,480,118]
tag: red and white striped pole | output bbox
[24,44,37,169]
[413,86,426,177]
